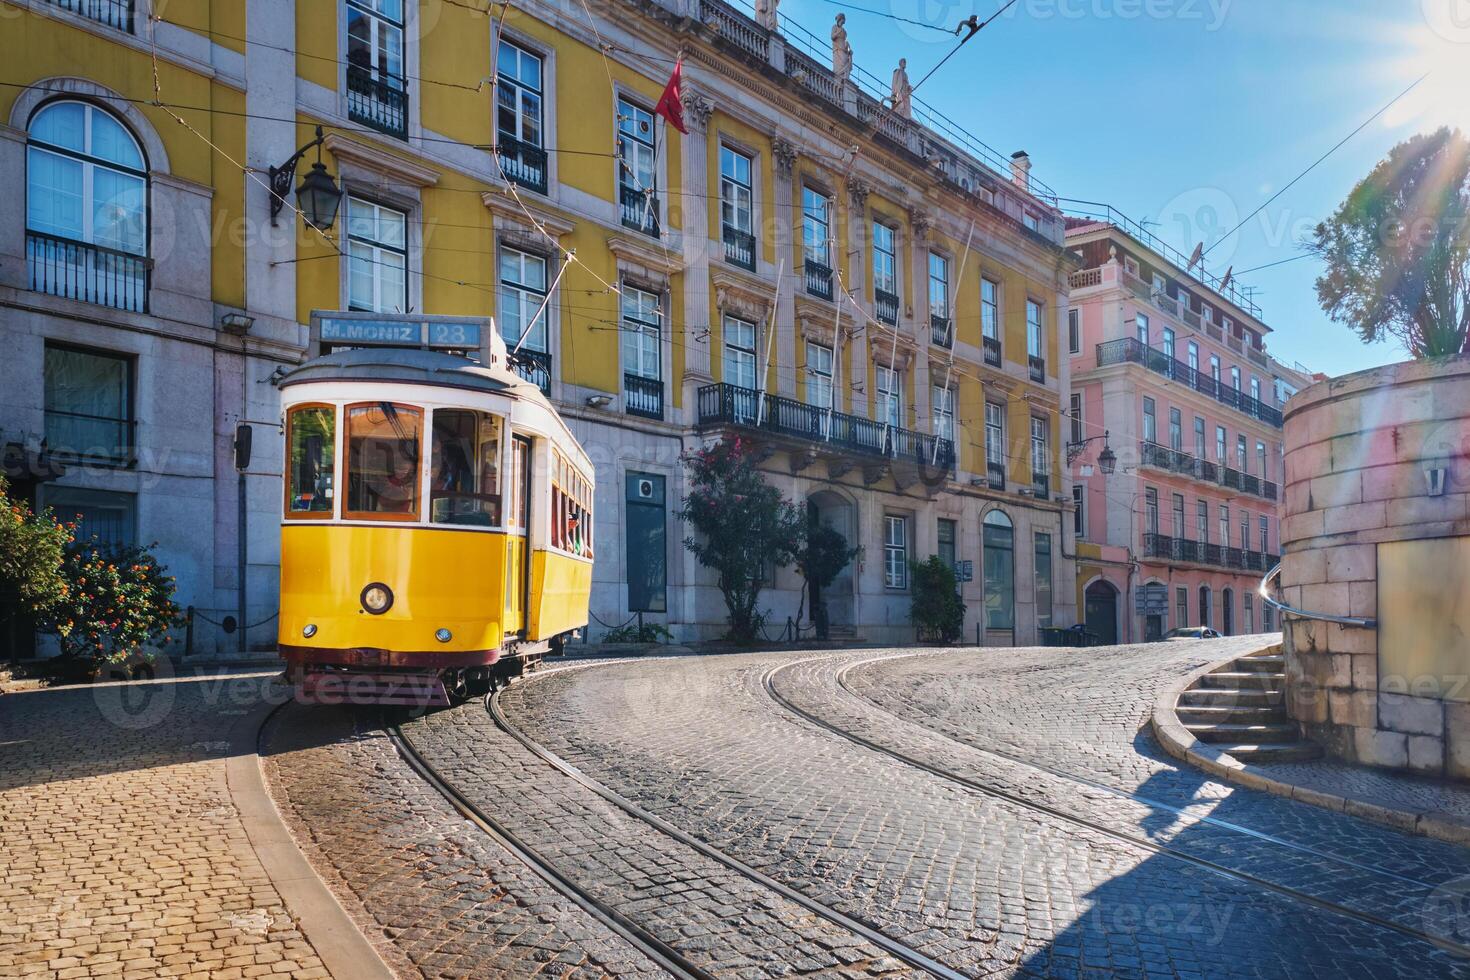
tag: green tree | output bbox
[0,476,71,617]
[910,556,964,644]
[1311,127,1470,358]
[37,540,182,668]
[678,438,804,644]
[795,518,858,639]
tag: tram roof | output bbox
[280,347,519,396]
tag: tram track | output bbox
[482,672,972,980]
[760,657,1470,961]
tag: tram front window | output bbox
[431,409,502,526]
[345,402,423,520]
[286,405,335,516]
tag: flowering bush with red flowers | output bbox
[38,540,182,667]
[0,476,71,617]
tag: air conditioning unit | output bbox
[637,478,655,499]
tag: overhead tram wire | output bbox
[1200,71,1430,261]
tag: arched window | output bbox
[1198,584,1212,629]
[982,510,1014,631]
[1222,587,1235,636]
[26,100,148,311]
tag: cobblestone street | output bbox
[10,641,1470,978]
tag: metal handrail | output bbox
[1258,562,1377,629]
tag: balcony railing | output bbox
[624,373,664,420]
[45,409,135,465]
[987,461,1006,489]
[620,184,660,237]
[874,288,899,325]
[44,0,133,30]
[1096,338,1283,427]
[1028,355,1045,382]
[804,259,833,300]
[982,335,1001,367]
[723,224,756,270]
[27,230,149,313]
[346,65,407,139]
[1032,476,1049,499]
[930,313,952,348]
[510,349,551,394]
[496,134,547,194]
[1142,532,1277,572]
[697,383,955,470]
[1138,441,1277,501]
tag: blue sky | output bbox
[775,0,1467,378]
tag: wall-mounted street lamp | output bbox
[268,125,343,230]
[1066,429,1116,475]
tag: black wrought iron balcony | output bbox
[982,335,1002,367]
[1096,338,1283,427]
[804,259,833,300]
[45,0,133,30]
[27,230,149,313]
[496,133,547,194]
[1028,355,1045,382]
[987,460,1006,489]
[697,382,955,470]
[874,288,899,325]
[931,313,953,348]
[722,224,756,270]
[510,348,551,394]
[620,184,659,237]
[347,64,408,139]
[1031,476,1050,499]
[1142,532,1277,572]
[1137,441,1277,502]
[624,373,664,420]
[44,408,136,465]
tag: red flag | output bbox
[655,58,688,135]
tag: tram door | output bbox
[504,435,533,635]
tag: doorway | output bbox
[1084,580,1119,645]
[504,435,533,635]
[806,491,856,636]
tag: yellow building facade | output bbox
[0,0,1075,647]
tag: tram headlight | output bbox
[302,624,317,639]
[360,582,393,615]
[435,628,452,643]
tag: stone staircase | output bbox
[1174,650,1323,762]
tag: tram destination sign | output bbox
[312,311,490,351]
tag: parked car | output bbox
[1165,626,1222,640]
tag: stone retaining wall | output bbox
[1281,353,1470,777]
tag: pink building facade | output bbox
[1064,214,1311,644]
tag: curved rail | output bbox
[486,684,969,980]
[1259,562,1377,629]
[386,721,716,980]
[760,662,1469,959]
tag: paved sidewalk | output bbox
[0,672,328,979]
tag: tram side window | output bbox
[551,452,593,557]
[345,403,422,520]
[430,409,502,526]
[286,406,335,516]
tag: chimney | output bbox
[1010,150,1031,192]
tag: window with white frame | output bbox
[1188,341,1199,372]
[928,252,950,317]
[1219,503,1230,547]
[1070,393,1083,444]
[1250,375,1261,403]
[620,285,662,380]
[1170,407,1182,452]
[497,247,548,351]
[873,221,897,296]
[981,277,1000,340]
[617,98,657,232]
[1194,416,1206,457]
[1030,416,1049,487]
[806,341,834,409]
[802,187,831,270]
[722,315,757,390]
[932,383,955,445]
[497,40,543,149]
[876,363,902,429]
[1240,510,1250,551]
[26,100,148,312]
[347,196,408,313]
[346,0,407,136]
[883,514,909,589]
[720,146,753,233]
[1197,499,1209,543]
[1215,425,1227,462]
[1143,397,1156,444]
[985,401,1005,475]
[1237,434,1248,472]
[1068,308,1080,353]
[1259,515,1270,554]
[1144,487,1159,535]
[1026,299,1044,359]
[1210,354,1221,383]
[1073,484,1085,537]
[1136,313,1150,346]
[1258,441,1268,480]
[1231,365,1242,391]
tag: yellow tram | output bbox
[276,327,594,706]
